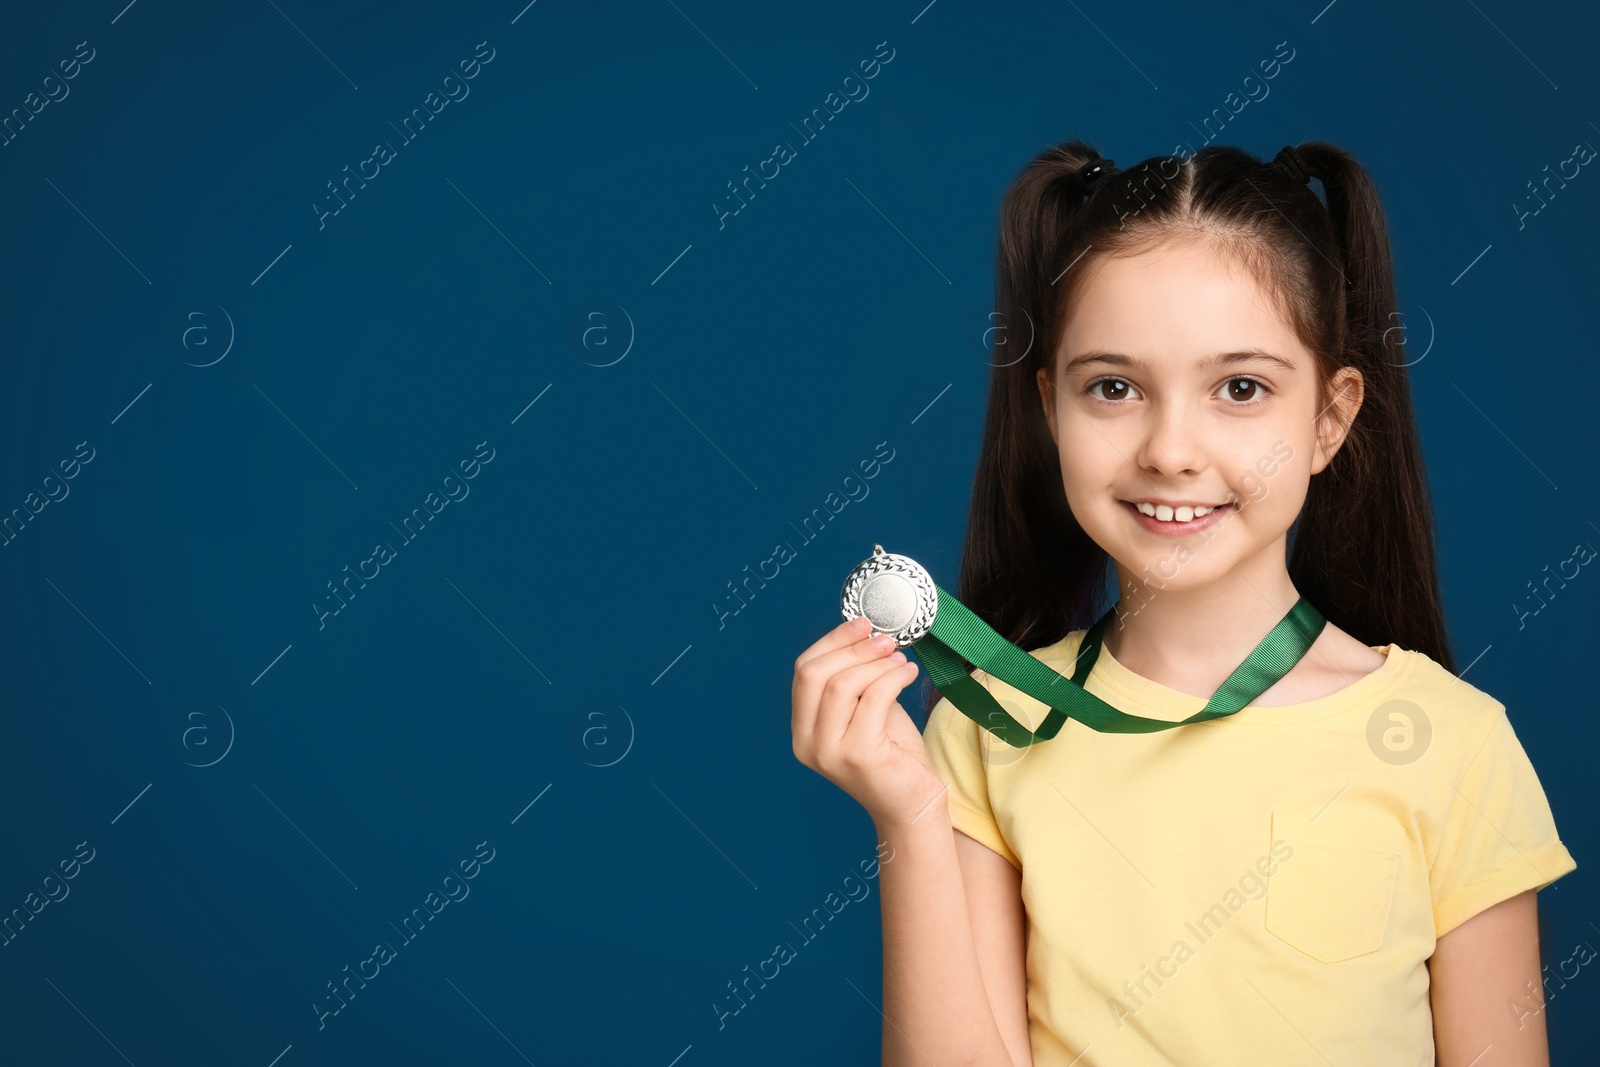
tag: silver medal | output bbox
[839,543,939,646]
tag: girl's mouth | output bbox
[1122,500,1234,536]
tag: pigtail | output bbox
[936,143,1113,717]
[1286,144,1456,673]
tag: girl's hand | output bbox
[791,616,947,828]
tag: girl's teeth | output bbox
[1135,502,1216,522]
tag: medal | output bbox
[839,543,1327,748]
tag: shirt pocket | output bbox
[1264,808,1404,963]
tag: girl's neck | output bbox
[1100,559,1306,697]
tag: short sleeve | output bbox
[1430,706,1577,938]
[921,671,1022,872]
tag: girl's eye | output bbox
[1218,376,1272,404]
[1084,377,1138,403]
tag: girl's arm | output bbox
[876,800,1032,1067]
[790,617,1024,1065]
[1428,889,1550,1065]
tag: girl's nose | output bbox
[1134,404,1206,476]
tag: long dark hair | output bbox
[925,139,1454,713]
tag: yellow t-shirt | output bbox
[921,628,1577,1066]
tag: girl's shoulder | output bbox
[1253,621,1388,707]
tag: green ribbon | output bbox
[913,587,1327,748]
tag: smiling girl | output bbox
[790,141,1577,1065]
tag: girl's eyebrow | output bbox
[1061,349,1298,375]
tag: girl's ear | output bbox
[1310,367,1365,474]
[1035,367,1060,446]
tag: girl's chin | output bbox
[1105,544,1232,584]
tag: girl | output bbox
[790,140,1578,1066]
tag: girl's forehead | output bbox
[1058,249,1302,366]
[1074,244,1275,310]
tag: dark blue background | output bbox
[2,1,1595,1063]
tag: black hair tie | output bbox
[1270,145,1312,185]
[1075,156,1120,197]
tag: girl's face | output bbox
[1035,239,1364,593]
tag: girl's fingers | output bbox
[793,628,899,742]
[795,616,873,673]
[835,655,921,750]
[812,652,913,749]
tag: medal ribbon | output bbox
[912,586,1327,748]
